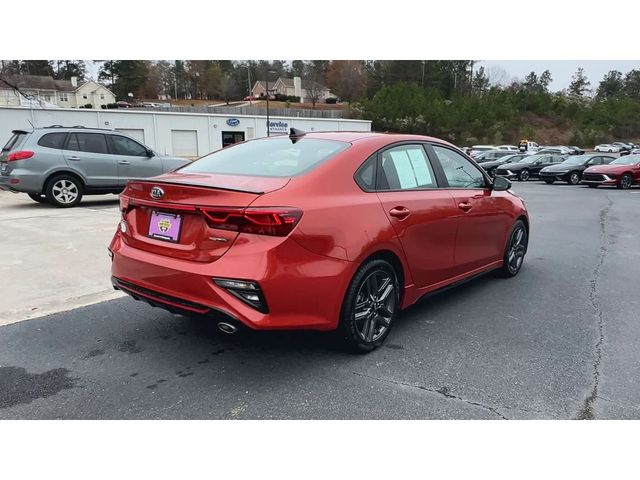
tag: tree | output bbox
[51,60,86,80]
[303,62,327,107]
[471,66,490,94]
[98,60,148,100]
[568,67,590,97]
[623,69,640,98]
[539,70,552,92]
[291,60,305,78]
[596,70,624,99]
[523,72,539,91]
[326,60,367,102]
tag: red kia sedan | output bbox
[109,130,529,352]
[582,154,640,189]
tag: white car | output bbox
[469,145,496,157]
[595,144,620,153]
[496,145,519,151]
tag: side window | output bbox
[589,157,602,166]
[378,145,437,191]
[602,156,614,165]
[66,133,109,154]
[37,132,67,149]
[432,145,486,189]
[355,155,376,191]
[109,135,148,156]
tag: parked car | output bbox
[537,146,574,156]
[612,142,633,152]
[109,131,529,352]
[495,154,566,181]
[582,154,640,189]
[115,101,131,108]
[473,150,516,162]
[243,95,257,101]
[495,145,519,151]
[468,145,496,157]
[477,154,529,177]
[539,154,615,185]
[0,126,190,207]
[569,146,585,155]
[594,144,620,153]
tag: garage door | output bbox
[115,128,145,144]
[171,130,198,158]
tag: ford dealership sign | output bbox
[226,118,240,127]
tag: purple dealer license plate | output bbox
[148,211,182,243]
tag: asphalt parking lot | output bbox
[1,182,639,419]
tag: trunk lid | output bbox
[119,172,289,263]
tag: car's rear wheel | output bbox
[337,259,400,353]
[568,172,581,185]
[518,169,530,181]
[28,193,48,203]
[45,174,83,208]
[618,173,633,190]
[499,220,528,277]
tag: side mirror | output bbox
[146,149,154,157]
[492,175,511,191]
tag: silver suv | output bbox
[0,126,190,207]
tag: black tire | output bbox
[518,169,530,181]
[28,193,48,203]
[588,184,598,188]
[568,171,581,185]
[544,179,554,184]
[618,173,633,190]
[45,174,83,208]
[336,259,400,353]
[499,220,528,278]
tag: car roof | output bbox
[33,125,115,133]
[285,131,459,148]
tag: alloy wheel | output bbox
[519,169,530,181]
[507,227,527,275]
[620,174,633,189]
[569,172,581,185]
[353,270,396,343]
[52,179,79,205]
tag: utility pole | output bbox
[421,60,426,88]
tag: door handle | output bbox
[67,156,80,161]
[118,160,131,165]
[458,202,473,212]
[389,206,411,219]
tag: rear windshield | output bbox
[2,132,28,152]
[179,137,349,177]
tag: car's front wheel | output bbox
[337,259,400,353]
[45,174,84,208]
[518,169,530,181]
[499,220,528,277]
[618,173,633,190]
[568,172,581,185]
[28,193,48,203]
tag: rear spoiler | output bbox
[129,179,266,195]
[11,129,29,135]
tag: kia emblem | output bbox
[150,186,164,200]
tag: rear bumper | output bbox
[0,171,42,193]
[109,231,355,331]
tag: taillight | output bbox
[200,207,303,237]
[7,150,34,162]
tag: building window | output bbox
[100,94,105,100]
[60,93,68,102]
[83,94,88,99]
[44,95,51,102]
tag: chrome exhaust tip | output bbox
[217,322,238,334]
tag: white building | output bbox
[252,76,334,103]
[0,106,371,158]
[0,75,116,109]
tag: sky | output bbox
[86,60,640,92]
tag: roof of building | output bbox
[0,75,112,95]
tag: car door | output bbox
[530,155,553,176]
[374,143,459,290]
[107,134,163,185]
[61,132,118,187]
[429,144,511,277]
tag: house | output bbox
[0,74,116,109]
[251,76,333,103]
